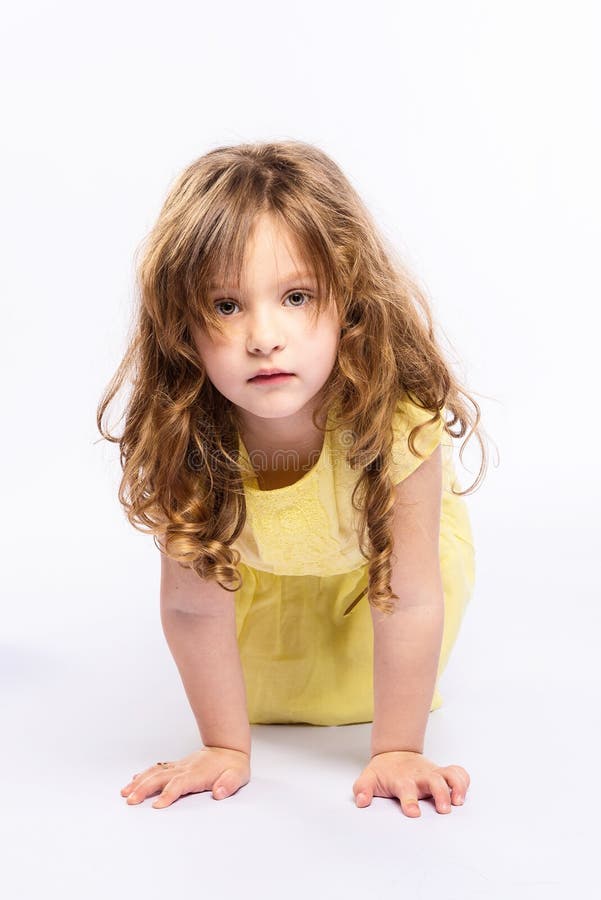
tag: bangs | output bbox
[185,205,341,336]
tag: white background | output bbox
[1,1,598,897]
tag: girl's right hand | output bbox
[120,746,251,808]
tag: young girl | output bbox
[97,140,489,817]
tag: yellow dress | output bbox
[231,395,476,726]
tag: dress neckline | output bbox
[238,408,333,495]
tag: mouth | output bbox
[249,372,295,384]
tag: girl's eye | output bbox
[284,290,312,308]
[214,291,313,317]
[214,300,238,317]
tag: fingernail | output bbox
[357,792,367,804]
[214,787,226,799]
[457,796,464,804]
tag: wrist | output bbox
[370,745,423,758]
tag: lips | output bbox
[249,370,293,380]
[249,373,295,385]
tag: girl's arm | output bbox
[353,444,470,815]
[370,444,445,757]
[160,550,252,757]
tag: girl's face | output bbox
[191,212,341,427]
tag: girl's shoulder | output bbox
[330,394,447,486]
[390,394,448,484]
[326,395,453,486]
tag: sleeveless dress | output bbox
[231,395,476,725]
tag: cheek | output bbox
[193,329,229,368]
[203,349,230,379]
[191,327,211,359]
[310,332,340,379]
[323,324,342,357]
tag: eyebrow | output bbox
[208,271,317,289]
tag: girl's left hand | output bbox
[352,750,470,817]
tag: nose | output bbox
[246,310,286,355]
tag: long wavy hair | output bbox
[96,140,492,615]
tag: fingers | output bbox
[120,761,179,804]
[120,765,164,797]
[123,767,244,808]
[395,779,422,817]
[426,772,452,814]
[353,761,470,817]
[211,768,241,801]
[126,770,180,805]
[353,772,376,808]
[437,764,470,806]
[354,788,373,808]
[152,767,240,808]
[152,774,191,808]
